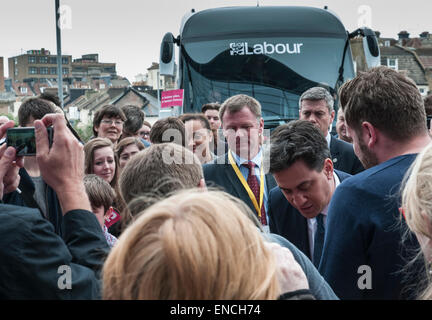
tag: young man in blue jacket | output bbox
[319,66,431,299]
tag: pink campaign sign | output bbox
[161,89,184,108]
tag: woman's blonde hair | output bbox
[102,189,280,300]
[402,142,432,299]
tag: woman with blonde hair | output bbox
[402,143,432,300]
[102,189,309,300]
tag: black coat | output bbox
[203,152,277,218]
[3,168,64,236]
[330,136,364,175]
[0,204,110,299]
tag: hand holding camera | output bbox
[34,113,91,214]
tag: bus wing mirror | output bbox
[160,32,176,76]
[349,27,381,69]
[362,27,380,68]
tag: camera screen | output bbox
[7,128,37,156]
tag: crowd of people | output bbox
[1,66,432,300]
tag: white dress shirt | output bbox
[326,132,331,149]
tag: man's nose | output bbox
[308,114,318,124]
[235,128,248,137]
[292,193,307,207]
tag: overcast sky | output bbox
[1,0,431,81]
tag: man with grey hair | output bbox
[299,87,363,175]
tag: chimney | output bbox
[398,30,410,40]
[420,31,429,39]
[0,57,5,93]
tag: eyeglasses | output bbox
[101,119,123,126]
[140,131,150,137]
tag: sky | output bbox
[1,0,431,82]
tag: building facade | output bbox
[146,62,176,90]
[71,54,116,80]
[8,48,72,83]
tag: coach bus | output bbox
[159,6,380,128]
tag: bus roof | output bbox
[181,6,348,42]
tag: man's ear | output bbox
[361,122,377,149]
[197,178,207,191]
[323,158,334,180]
[330,110,335,123]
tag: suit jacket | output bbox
[203,152,277,218]
[268,169,351,259]
[330,135,364,175]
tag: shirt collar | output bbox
[317,171,340,217]
[326,132,331,148]
[231,148,263,168]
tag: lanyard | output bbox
[228,151,264,218]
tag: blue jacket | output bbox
[319,154,424,300]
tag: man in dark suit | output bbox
[203,94,276,231]
[268,120,350,266]
[299,87,364,175]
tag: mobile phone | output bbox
[6,127,53,156]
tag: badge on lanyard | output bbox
[228,151,264,219]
